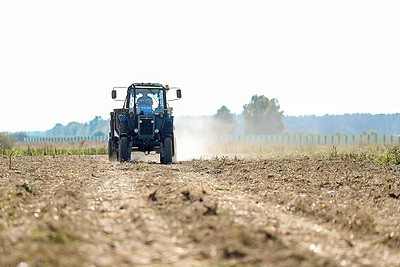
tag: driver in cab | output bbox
[137,91,153,114]
[137,91,153,107]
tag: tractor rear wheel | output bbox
[119,137,131,162]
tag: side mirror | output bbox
[111,90,117,99]
[176,89,182,99]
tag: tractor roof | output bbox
[132,83,164,89]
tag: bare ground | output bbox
[1,154,400,266]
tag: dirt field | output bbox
[1,150,400,266]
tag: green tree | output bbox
[64,122,80,136]
[48,123,64,136]
[12,132,29,142]
[89,116,101,134]
[212,106,237,135]
[242,95,284,135]
[0,133,16,149]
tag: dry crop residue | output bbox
[1,155,399,266]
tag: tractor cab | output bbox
[129,87,165,115]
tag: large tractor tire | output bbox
[160,137,173,164]
[119,137,131,162]
[108,137,119,162]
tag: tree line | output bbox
[45,116,109,137]
[4,95,399,138]
[283,113,400,135]
[212,97,400,135]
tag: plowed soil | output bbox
[1,154,400,266]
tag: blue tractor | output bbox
[109,83,182,164]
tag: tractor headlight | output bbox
[154,129,160,134]
[134,128,139,133]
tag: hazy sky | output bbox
[1,0,399,132]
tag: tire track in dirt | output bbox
[81,161,202,266]
[1,155,400,266]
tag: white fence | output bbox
[23,136,108,142]
[204,134,400,145]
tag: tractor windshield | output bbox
[129,89,164,114]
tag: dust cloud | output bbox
[174,116,214,161]
[175,134,207,161]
